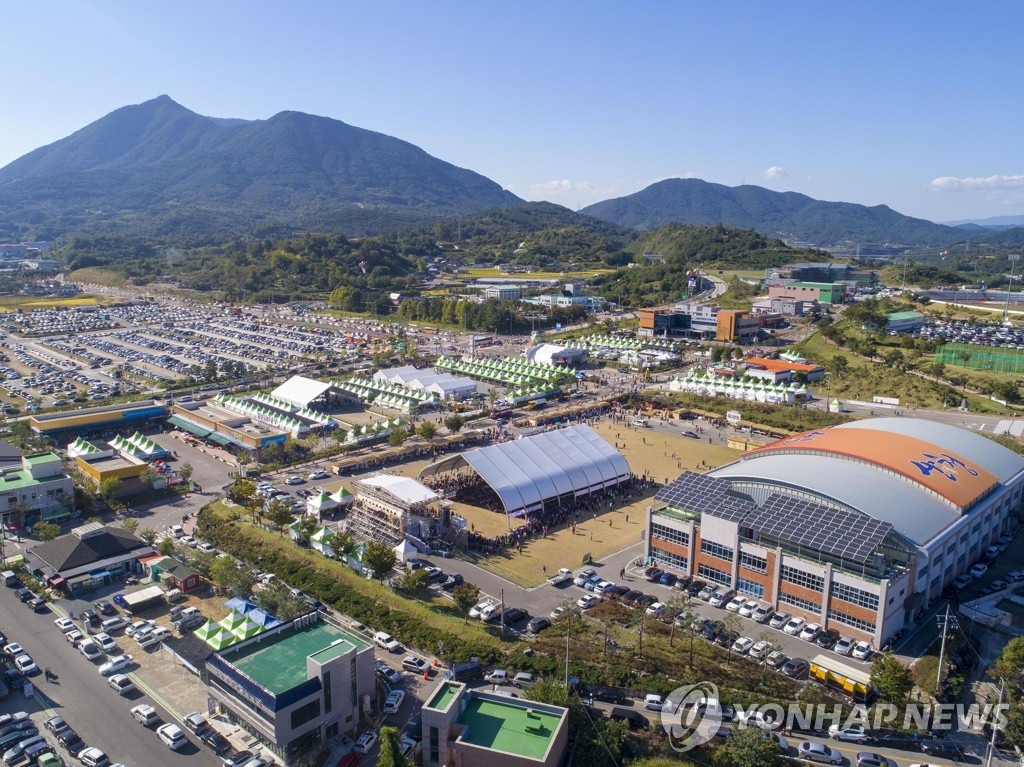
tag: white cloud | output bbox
[529,179,615,197]
[930,174,1024,191]
[764,166,787,179]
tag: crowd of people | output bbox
[423,471,651,557]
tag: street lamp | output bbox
[1004,254,1021,322]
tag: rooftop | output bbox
[428,682,460,711]
[457,695,561,759]
[887,310,925,322]
[220,621,366,694]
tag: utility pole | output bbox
[500,587,505,637]
[985,680,1004,767]
[936,603,957,691]
[564,616,570,687]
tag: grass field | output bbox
[463,267,614,280]
[0,294,113,311]
[66,267,127,287]
[791,332,1009,413]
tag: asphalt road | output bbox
[0,587,219,766]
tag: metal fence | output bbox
[935,342,1024,374]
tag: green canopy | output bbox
[207,629,237,650]
[232,619,263,640]
[194,620,220,642]
[218,609,247,631]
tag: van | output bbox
[708,587,735,608]
[445,662,483,682]
[373,631,401,653]
[631,418,649,428]
[2,571,18,587]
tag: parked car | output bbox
[969,563,989,578]
[799,623,823,642]
[354,730,378,754]
[108,674,135,695]
[577,594,602,609]
[375,662,402,685]
[383,690,406,714]
[593,687,626,704]
[768,611,790,629]
[526,617,551,634]
[513,672,535,688]
[54,617,75,633]
[644,694,664,711]
[798,741,843,764]
[752,605,775,623]
[183,712,209,734]
[834,636,856,656]
[484,669,509,685]
[373,632,402,652]
[852,641,873,660]
[783,616,807,635]
[829,724,869,743]
[781,658,809,678]
[131,704,159,727]
[78,747,110,767]
[402,656,431,675]
[98,654,133,676]
[749,640,771,660]
[200,728,232,754]
[157,723,188,750]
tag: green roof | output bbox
[0,470,49,491]
[222,621,366,694]
[26,453,61,465]
[458,696,561,759]
[887,311,924,322]
[428,682,460,711]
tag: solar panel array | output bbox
[743,493,892,564]
[654,471,755,522]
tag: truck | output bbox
[112,585,167,615]
[547,568,574,586]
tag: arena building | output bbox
[646,418,1024,648]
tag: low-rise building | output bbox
[482,286,522,301]
[204,613,376,761]
[421,681,569,767]
[886,310,926,333]
[29,399,169,438]
[716,309,761,342]
[768,281,845,305]
[744,357,827,383]
[25,522,153,594]
[0,451,74,524]
[140,555,202,593]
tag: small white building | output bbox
[524,343,588,366]
[374,366,477,400]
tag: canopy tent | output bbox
[271,376,335,409]
[194,620,221,643]
[207,628,237,650]
[232,619,264,640]
[419,424,630,517]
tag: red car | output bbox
[336,753,362,767]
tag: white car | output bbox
[54,617,76,633]
[108,673,135,695]
[799,623,822,642]
[738,600,760,618]
[92,632,118,653]
[731,637,754,655]
[308,470,328,480]
[131,704,158,727]
[77,748,109,767]
[577,594,602,609]
[383,689,405,714]
[197,542,216,554]
[798,740,842,764]
[354,730,378,754]
[749,640,771,660]
[179,535,197,548]
[372,632,401,652]
[13,654,37,675]
[79,639,102,660]
[98,654,133,676]
[646,601,667,617]
[752,605,775,623]
[828,724,868,743]
[484,669,509,684]
[724,595,747,612]
[783,616,806,635]
[3,642,23,656]
[1007,570,1024,582]
[644,694,664,711]
[593,580,616,595]
[157,723,188,750]
[126,620,155,637]
[285,476,304,485]
[468,600,493,620]
[768,611,790,629]
[969,563,989,578]
[851,641,873,660]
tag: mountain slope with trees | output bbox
[0,95,520,240]
[581,177,970,247]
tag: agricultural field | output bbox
[462,267,615,280]
[0,294,115,311]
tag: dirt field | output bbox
[320,420,744,586]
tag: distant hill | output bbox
[943,214,1024,228]
[0,95,520,239]
[580,178,965,248]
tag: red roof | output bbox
[745,357,823,373]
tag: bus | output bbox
[473,335,499,348]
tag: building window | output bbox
[739,552,767,574]
[780,565,824,592]
[698,563,731,585]
[779,589,820,613]
[289,699,321,730]
[323,670,332,714]
[736,578,765,599]
[651,547,688,572]
[651,523,690,548]
[830,582,879,611]
[350,658,357,707]
[700,540,734,562]
[429,726,440,762]
[827,608,876,633]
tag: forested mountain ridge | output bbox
[0,95,520,240]
[581,178,971,248]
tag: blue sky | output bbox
[4,2,1023,223]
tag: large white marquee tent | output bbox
[420,424,630,517]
